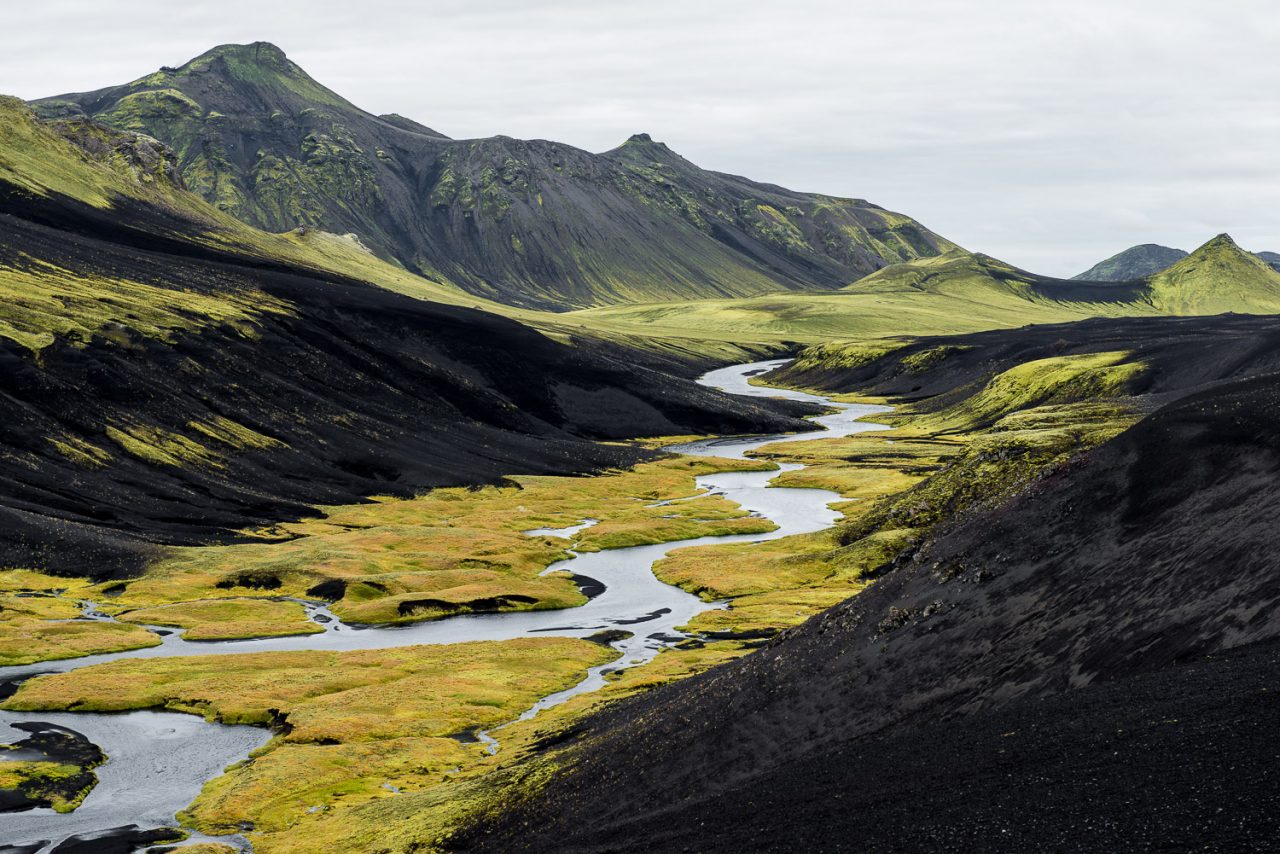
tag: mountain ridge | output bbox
[33,42,957,310]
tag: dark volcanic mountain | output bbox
[0,97,810,577]
[1071,242,1187,280]
[1257,250,1280,271]
[33,42,956,310]
[463,313,1280,852]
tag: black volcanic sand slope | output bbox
[0,180,812,578]
[33,42,955,309]
[460,315,1280,853]
[772,313,1280,410]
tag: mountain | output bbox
[1072,243,1187,281]
[1145,233,1280,314]
[33,42,956,310]
[0,97,809,576]
[1257,250,1280,272]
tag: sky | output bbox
[6,0,1280,276]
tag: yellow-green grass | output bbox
[3,638,615,850]
[0,95,195,211]
[0,570,162,665]
[213,639,748,853]
[0,618,162,667]
[1145,234,1280,315]
[87,456,775,634]
[316,638,767,853]
[0,760,91,813]
[116,598,323,640]
[650,430,957,635]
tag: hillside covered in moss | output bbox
[572,236,1280,345]
[0,96,811,577]
[33,42,956,310]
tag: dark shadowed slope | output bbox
[0,100,811,578]
[770,313,1280,406]
[33,42,956,310]
[1071,242,1187,280]
[461,314,1280,853]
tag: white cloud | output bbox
[4,0,1279,275]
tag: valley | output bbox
[2,31,1280,854]
[0,343,1166,851]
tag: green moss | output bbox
[0,761,95,813]
[901,344,968,374]
[908,351,1145,433]
[0,253,289,352]
[46,435,112,467]
[188,416,285,451]
[840,402,1137,546]
[105,423,222,468]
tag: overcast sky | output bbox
[6,0,1279,276]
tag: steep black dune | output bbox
[462,315,1280,852]
[33,42,955,309]
[0,181,812,578]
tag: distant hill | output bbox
[33,42,955,310]
[1257,250,1280,272]
[1144,234,1280,314]
[1072,243,1187,281]
[572,236,1280,346]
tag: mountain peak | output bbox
[188,41,290,67]
[1181,233,1252,264]
[608,132,688,165]
[1145,233,1280,314]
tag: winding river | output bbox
[0,359,888,852]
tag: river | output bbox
[0,358,888,851]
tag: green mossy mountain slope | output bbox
[1144,233,1280,314]
[572,237,1280,346]
[34,42,956,310]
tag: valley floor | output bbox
[0,356,1087,851]
[4,317,1273,852]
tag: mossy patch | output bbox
[116,598,323,640]
[0,760,93,812]
[0,570,162,665]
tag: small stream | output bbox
[0,359,888,851]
